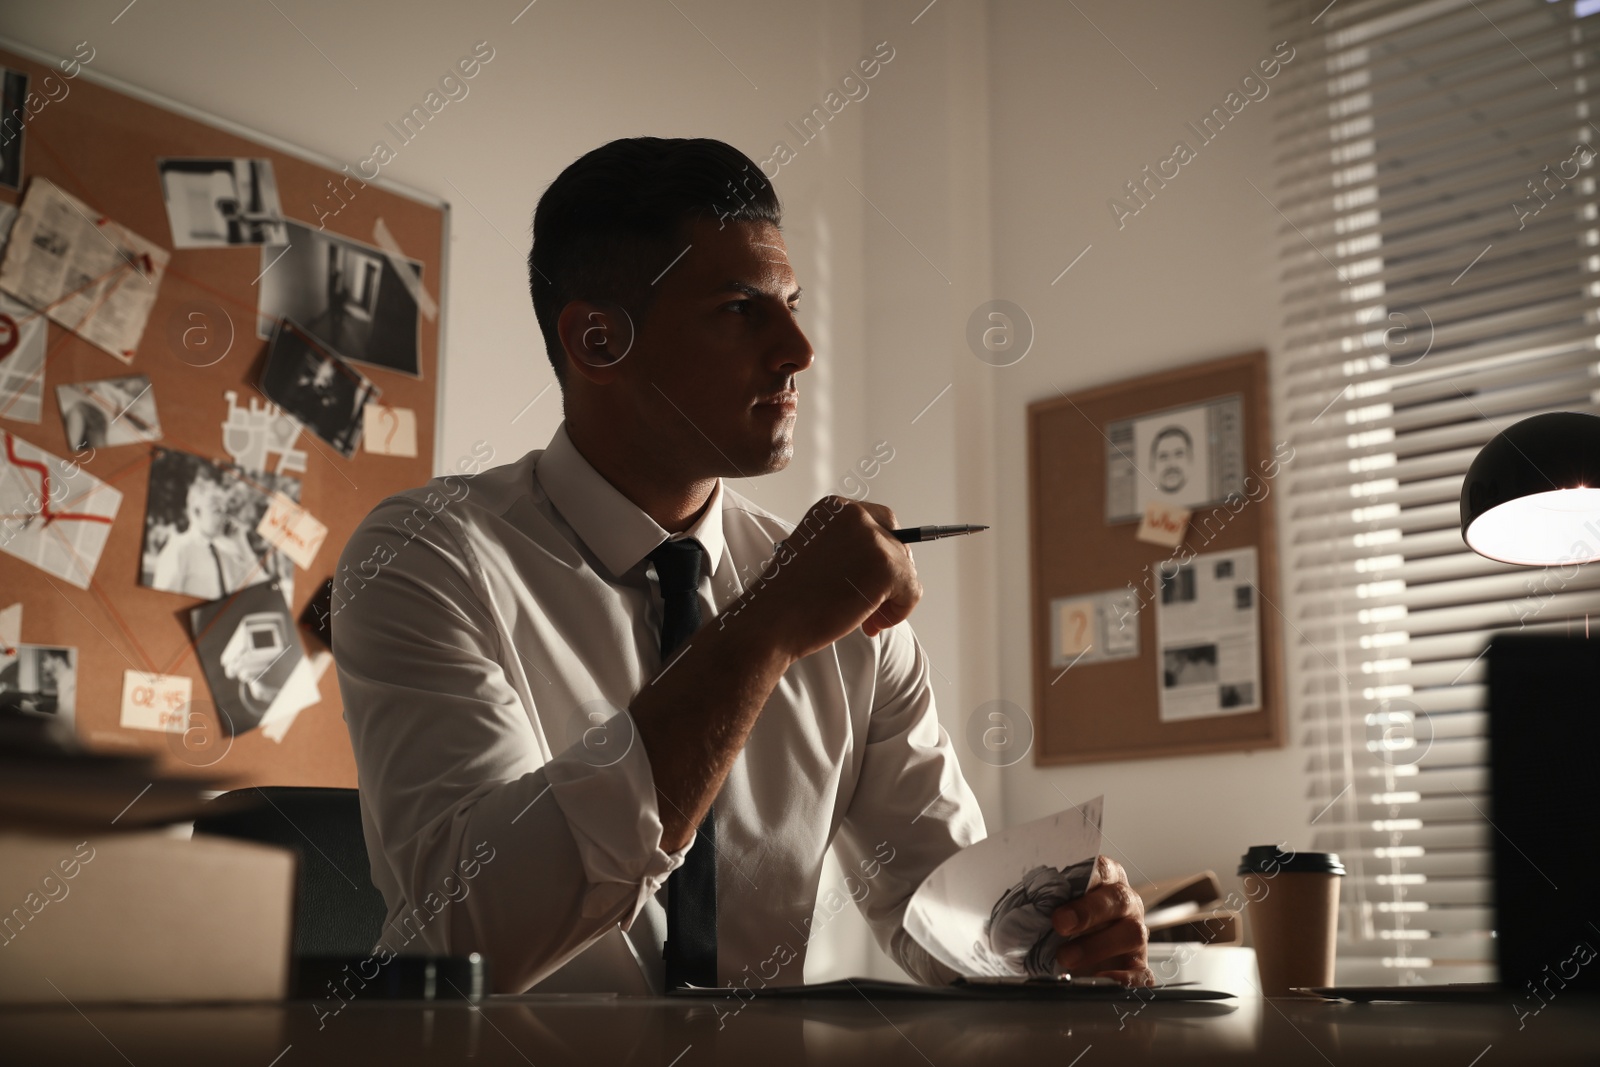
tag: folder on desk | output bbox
[1132,870,1242,946]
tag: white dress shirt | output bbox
[332,422,986,993]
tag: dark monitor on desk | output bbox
[1486,633,1600,994]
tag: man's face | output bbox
[1153,432,1191,493]
[191,484,223,537]
[595,218,812,478]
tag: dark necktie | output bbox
[647,537,718,989]
[207,542,228,597]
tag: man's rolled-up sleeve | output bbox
[830,620,987,985]
[333,498,686,992]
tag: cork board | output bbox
[1028,351,1284,764]
[0,40,446,786]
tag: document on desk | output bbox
[663,795,1235,1001]
[905,796,1104,979]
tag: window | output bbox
[1270,0,1600,984]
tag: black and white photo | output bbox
[190,580,306,736]
[1160,563,1196,604]
[1220,683,1255,709]
[256,220,423,376]
[139,447,298,600]
[56,374,161,449]
[259,317,379,458]
[1163,643,1219,689]
[0,70,26,192]
[0,644,75,724]
[157,157,289,248]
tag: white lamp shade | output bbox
[1463,487,1600,566]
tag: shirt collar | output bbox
[536,420,726,580]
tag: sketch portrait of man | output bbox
[979,858,1098,977]
[1150,424,1193,495]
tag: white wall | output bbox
[851,0,1306,954]
[5,0,1310,978]
[981,0,1308,909]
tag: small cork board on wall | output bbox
[1028,350,1285,765]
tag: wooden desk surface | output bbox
[3,993,1597,1065]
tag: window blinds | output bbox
[1268,0,1597,984]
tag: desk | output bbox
[2,993,1597,1065]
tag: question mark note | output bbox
[1054,597,1096,659]
[362,404,417,457]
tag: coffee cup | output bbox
[1237,845,1344,997]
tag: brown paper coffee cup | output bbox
[1238,846,1344,997]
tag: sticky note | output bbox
[363,404,418,457]
[1137,502,1191,547]
[257,492,328,570]
[1054,598,1096,659]
[120,670,192,733]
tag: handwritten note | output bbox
[363,404,418,457]
[1053,597,1095,659]
[256,492,328,570]
[120,670,191,733]
[1137,501,1191,548]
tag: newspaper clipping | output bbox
[1155,546,1261,722]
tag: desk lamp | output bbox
[1459,411,1600,565]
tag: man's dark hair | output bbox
[1149,425,1193,463]
[528,137,782,386]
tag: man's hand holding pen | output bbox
[727,496,924,660]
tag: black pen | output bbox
[889,524,990,543]
[773,524,988,553]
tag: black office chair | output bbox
[193,786,388,957]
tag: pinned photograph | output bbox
[190,579,316,738]
[1137,409,1212,513]
[1105,396,1245,523]
[139,447,298,601]
[0,645,76,725]
[0,70,25,192]
[0,430,122,589]
[55,374,161,449]
[157,158,289,249]
[259,317,379,458]
[256,220,422,376]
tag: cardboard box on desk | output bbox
[0,830,295,1004]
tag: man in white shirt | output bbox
[151,474,255,599]
[333,137,1151,994]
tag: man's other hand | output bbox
[1051,855,1153,987]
